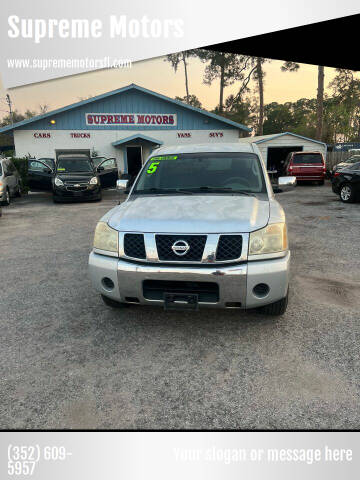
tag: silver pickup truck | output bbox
[88,144,296,315]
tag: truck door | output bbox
[96,158,118,188]
[27,160,54,191]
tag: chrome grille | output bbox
[216,235,243,261]
[120,232,246,263]
[155,235,207,261]
[124,233,146,259]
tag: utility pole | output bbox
[6,94,13,125]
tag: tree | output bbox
[281,61,325,141]
[24,109,37,119]
[227,58,299,135]
[316,66,325,140]
[0,110,26,127]
[328,69,360,141]
[263,102,294,134]
[214,94,257,130]
[263,98,318,138]
[255,57,265,135]
[281,61,300,72]
[197,51,251,113]
[39,104,49,114]
[0,106,45,127]
[175,94,202,108]
[228,56,268,135]
[165,51,197,104]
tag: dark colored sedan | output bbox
[331,161,360,203]
[27,155,118,202]
[331,155,360,175]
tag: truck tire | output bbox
[3,188,10,206]
[340,183,356,203]
[257,291,288,316]
[101,294,129,308]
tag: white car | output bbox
[0,157,22,206]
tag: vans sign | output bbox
[86,113,176,126]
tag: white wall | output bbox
[14,128,240,173]
[239,134,327,166]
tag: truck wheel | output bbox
[3,188,10,206]
[257,291,288,316]
[340,184,355,203]
[101,294,129,308]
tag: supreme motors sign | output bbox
[86,113,177,126]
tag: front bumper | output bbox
[54,185,101,201]
[88,251,290,309]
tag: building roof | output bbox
[111,133,163,147]
[238,131,327,146]
[0,84,251,134]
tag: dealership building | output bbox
[0,84,251,177]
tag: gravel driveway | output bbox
[1,183,359,429]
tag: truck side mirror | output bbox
[116,179,129,192]
[274,176,297,193]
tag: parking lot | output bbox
[1,182,360,429]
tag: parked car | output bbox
[0,157,22,205]
[27,155,119,202]
[284,151,326,184]
[331,155,360,175]
[331,161,360,203]
[89,144,296,316]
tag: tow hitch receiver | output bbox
[164,293,199,311]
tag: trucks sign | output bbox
[86,113,176,126]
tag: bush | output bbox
[11,157,29,193]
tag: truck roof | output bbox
[152,143,256,156]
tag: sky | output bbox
[0,55,350,120]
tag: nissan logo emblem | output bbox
[171,240,190,256]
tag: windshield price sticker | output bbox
[147,155,178,174]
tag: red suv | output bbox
[284,151,326,185]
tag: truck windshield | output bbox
[134,153,266,194]
[57,158,93,173]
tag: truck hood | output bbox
[56,172,94,182]
[107,194,270,233]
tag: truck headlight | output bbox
[89,176,98,185]
[249,223,288,256]
[93,222,118,253]
[54,177,64,187]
